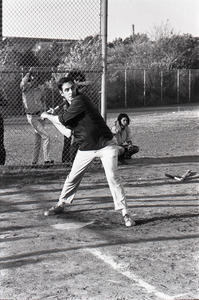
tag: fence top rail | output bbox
[2,35,77,42]
[107,68,198,71]
[1,67,102,74]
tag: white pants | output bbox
[27,114,50,163]
[58,142,127,211]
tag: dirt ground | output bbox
[0,105,199,300]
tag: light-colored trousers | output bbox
[58,142,127,211]
[27,114,50,163]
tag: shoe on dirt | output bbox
[44,205,64,216]
[123,214,135,227]
[44,160,54,165]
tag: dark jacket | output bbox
[59,94,113,150]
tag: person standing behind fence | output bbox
[20,67,54,166]
[111,113,139,164]
[41,77,134,227]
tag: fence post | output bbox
[188,69,191,103]
[177,69,180,104]
[160,70,163,105]
[51,67,54,109]
[143,69,146,106]
[124,68,127,108]
[21,66,24,115]
[100,0,108,121]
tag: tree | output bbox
[148,19,175,41]
[151,34,199,69]
[58,35,101,71]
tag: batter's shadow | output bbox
[134,212,199,226]
[125,155,199,165]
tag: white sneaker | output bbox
[44,204,64,216]
[123,214,135,227]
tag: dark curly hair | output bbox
[57,77,75,91]
[117,113,130,126]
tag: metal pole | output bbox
[124,68,127,108]
[177,69,180,104]
[0,0,2,54]
[160,70,163,105]
[100,0,108,121]
[188,69,191,103]
[21,67,24,115]
[143,69,146,106]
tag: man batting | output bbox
[41,76,134,227]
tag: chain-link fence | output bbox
[107,68,199,108]
[1,0,102,168]
[2,1,199,169]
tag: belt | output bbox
[27,111,41,116]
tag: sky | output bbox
[108,0,199,40]
[2,0,199,42]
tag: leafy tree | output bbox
[58,35,101,71]
[151,34,199,69]
[148,19,175,41]
[56,35,102,104]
